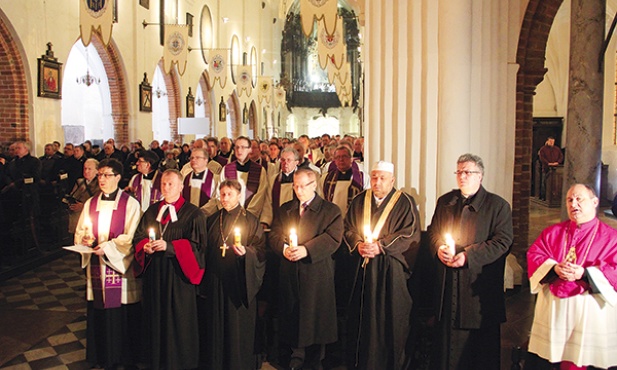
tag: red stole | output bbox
[134,196,205,285]
[182,171,214,207]
[89,191,129,309]
[224,160,262,206]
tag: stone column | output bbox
[437,0,472,194]
[562,0,605,214]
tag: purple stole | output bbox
[327,160,360,173]
[89,191,129,309]
[130,171,162,206]
[182,171,214,207]
[323,166,364,205]
[224,160,262,206]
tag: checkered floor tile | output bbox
[0,254,90,369]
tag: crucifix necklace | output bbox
[219,208,242,257]
[563,219,599,264]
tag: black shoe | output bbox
[289,357,303,370]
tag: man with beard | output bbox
[269,168,343,370]
[133,169,207,370]
[199,179,266,369]
[344,161,420,369]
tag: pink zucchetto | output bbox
[372,161,394,174]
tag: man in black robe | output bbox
[269,168,344,370]
[134,169,206,370]
[344,161,421,370]
[429,153,512,369]
[199,179,266,369]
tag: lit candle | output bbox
[362,225,373,268]
[444,233,456,256]
[234,227,242,246]
[364,225,373,243]
[83,215,92,235]
[82,214,94,245]
[149,228,156,241]
[289,228,298,248]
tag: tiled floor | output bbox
[1,202,615,370]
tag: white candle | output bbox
[234,227,241,246]
[83,215,93,238]
[445,233,456,256]
[289,228,298,247]
[148,228,156,241]
[364,225,373,243]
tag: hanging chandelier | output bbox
[76,47,100,87]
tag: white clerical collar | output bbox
[156,203,178,223]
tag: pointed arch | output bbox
[0,9,30,148]
[157,59,182,142]
[513,0,564,257]
[88,33,130,144]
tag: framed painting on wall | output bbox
[37,43,63,99]
[139,73,152,112]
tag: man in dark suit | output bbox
[269,167,343,370]
[429,153,513,370]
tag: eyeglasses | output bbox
[190,156,207,160]
[454,170,481,176]
[293,180,315,190]
[280,158,298,163]
[97,173,117,179]
[334,155,351,160]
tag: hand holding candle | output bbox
[148,228,156,242]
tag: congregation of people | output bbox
[1,133,616,370]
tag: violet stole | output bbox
[89,192,129,309]
[182,170,214,207]
[224,161,262,205]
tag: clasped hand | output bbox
[555,261,584,282]
[438,245,466,268]
[284,245,308,262]
[358,241,381,259]
[144,239,167,254]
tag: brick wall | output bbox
[514,0,563,266]
[0,17,28,150]
[91,35,129,145]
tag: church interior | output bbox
[2,0,617,369]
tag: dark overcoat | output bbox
[428,185,513,329]
[269,193,344,348]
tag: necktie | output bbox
[300,202,309,217]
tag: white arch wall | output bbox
[363,0,521,226]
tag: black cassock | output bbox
[200,205,266,370]
[344,188,421,370]
[134,198,206,370]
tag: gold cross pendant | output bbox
[220,243,229,257]
[565,246,577,264]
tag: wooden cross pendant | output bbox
[220,243,229,257]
